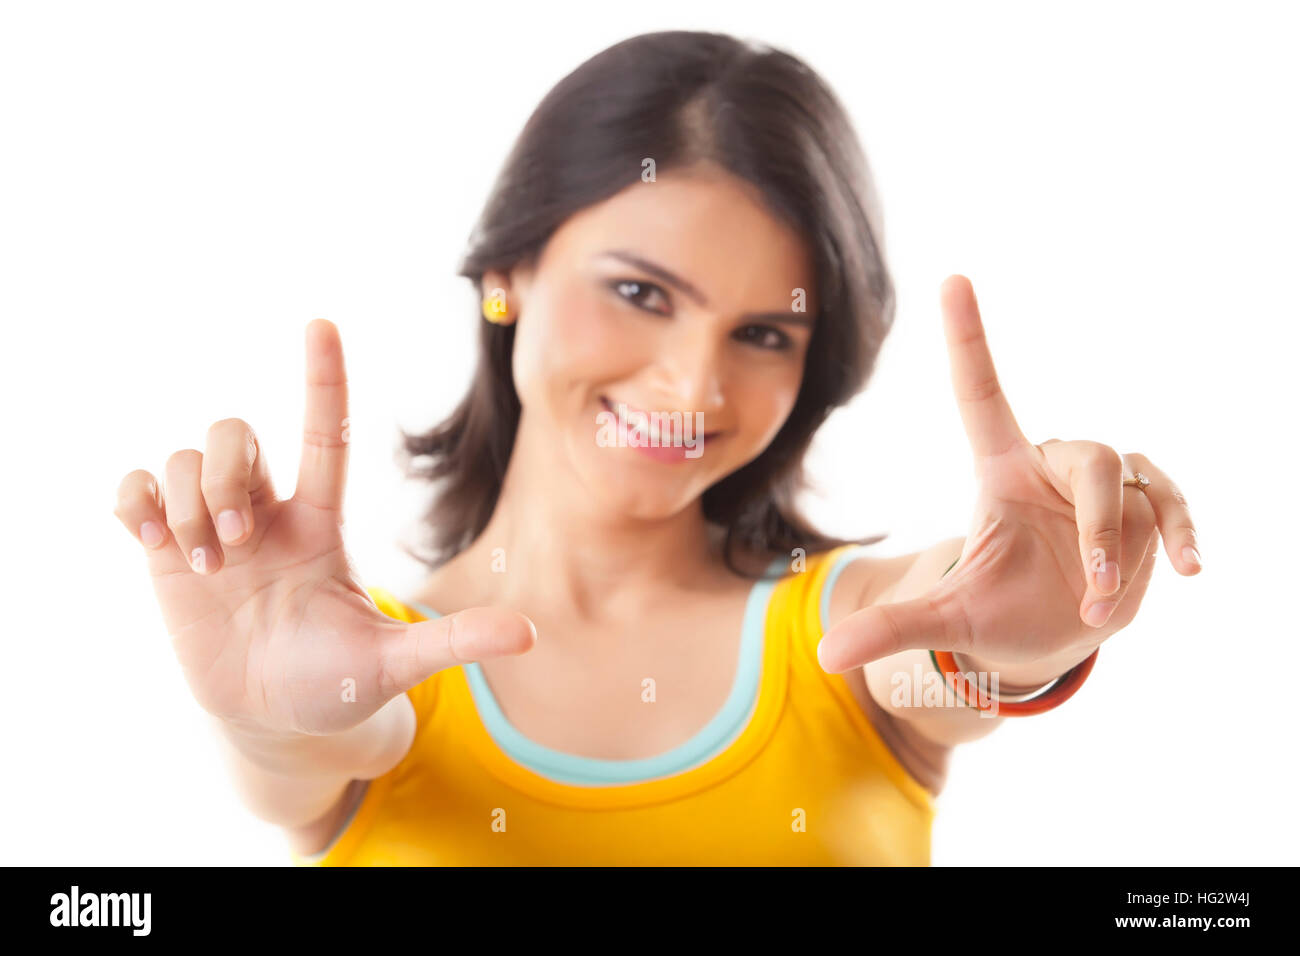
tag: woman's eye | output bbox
[734,324,792,351]
[610,279,670,315]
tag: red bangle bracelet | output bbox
[930,647,1099,716]
[933,555,1099,715]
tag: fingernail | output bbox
[139,521,164,549]
[189,547,209,574]
[217,509,245,543]
[1085,601,1116,628]
[1182,545,1202,569]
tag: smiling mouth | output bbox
[599,396,724,441]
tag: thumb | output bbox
[376,607,537,699]
[816,596,953,673]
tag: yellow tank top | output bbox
[290,544,934,865]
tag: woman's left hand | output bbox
[817,275,1202,681]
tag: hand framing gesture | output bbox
[114,320,535,741]
[819,276,1201,678]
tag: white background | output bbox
[1,0,1294,866]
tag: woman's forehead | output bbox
[544,168,818,309]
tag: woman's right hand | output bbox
[114,319,536,746]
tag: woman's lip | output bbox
[599,395,724,438]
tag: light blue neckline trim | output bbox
[403,555,787,785]
[819,545,870,635]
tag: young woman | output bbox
[113,31,1201,865]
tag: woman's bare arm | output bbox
[209,693,416,840]
[828,538,1013,750]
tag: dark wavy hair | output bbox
[398,30,895,578]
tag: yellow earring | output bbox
[482,297,510,324]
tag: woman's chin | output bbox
[579,451,709,518]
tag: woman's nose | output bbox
[648,334,725,414]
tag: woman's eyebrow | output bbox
[597,249,814,327]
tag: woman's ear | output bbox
[480,269,518,325]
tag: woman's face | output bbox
[497,161,818,522]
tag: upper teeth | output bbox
[611,400,664,442]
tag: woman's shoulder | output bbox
[734,542,907,623]
[820,545,916,631]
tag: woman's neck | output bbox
[448,424,734,624]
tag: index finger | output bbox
[941,275,1030,460]
[293,318,350,512]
